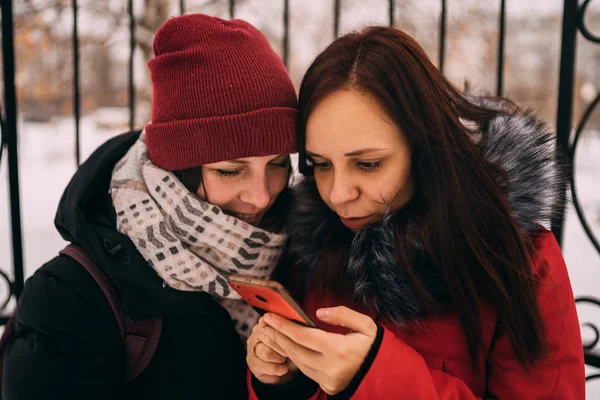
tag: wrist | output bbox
[251,369,319,400]
[330,324,385,399]
[276,367,300,385]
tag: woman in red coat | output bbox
[245,26,585,399]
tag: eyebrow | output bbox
[306,148,386,158]
[226,159,250,165]
[222,154,288,165]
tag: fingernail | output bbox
[317,308,329,319]
[264,313,273,323]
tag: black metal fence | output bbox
[1,0,599,384]
[565,0,600,384]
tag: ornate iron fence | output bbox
[560,0,600,384]
[1,0,598,384]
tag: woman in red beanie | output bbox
[246,26,585,399]
[2,14,297,399]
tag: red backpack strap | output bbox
[60,244,162,382]
[123,318,163,382]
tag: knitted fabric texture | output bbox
[145,14,298,171]
[110,133,287,338]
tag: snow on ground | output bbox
[1,117,599,396]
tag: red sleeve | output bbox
[350,327,478,399]
[349,231,585,400]
[246,369,260,400]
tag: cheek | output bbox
[359,164,413,206]
[380,168,410,196]
[196,174,238,207]
[386,157,415,208]
[313,171,333,204]
[267,168,289,196]
[394,153,413,191]
[369,179,401,202]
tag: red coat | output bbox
[248,230,585,399]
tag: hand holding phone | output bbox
[245,313,300,385]
[227,275,318,328]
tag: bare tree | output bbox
[16,0,252,121]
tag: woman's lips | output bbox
[231,212,262,225]
[339,215,373,230]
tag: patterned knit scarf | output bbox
[109,133,287,338]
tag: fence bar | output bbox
[553,0,579,245]
[1,0,25,299]
[73,0,81,165]
[389,0,394,26]
[334,0,340,38]
[439,0,446,73]
[230,0,235,19]
[128,0,135,132]
[496,0,506,96]
[570,94,600,253]
[283,0,290,68]
[180,0,185,15]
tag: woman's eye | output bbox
[215,169,240,177]
[269,158,291,168]
[357,161,382,172]
[313,161,332,170]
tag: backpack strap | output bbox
[60,244,125,338]
[0,312,17,390]
[123,318,163,382]
[59,244,162,382]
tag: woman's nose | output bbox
[240,177,271,210]
[328,171,359,206]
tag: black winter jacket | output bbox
[2,132,248,399]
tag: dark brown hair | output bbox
[297,26,546,369]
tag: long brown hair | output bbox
[297,26,546,369]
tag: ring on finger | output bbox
[252,339,262,357]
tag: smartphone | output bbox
[228,274,318,328]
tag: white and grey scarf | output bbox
[109,132,287,338]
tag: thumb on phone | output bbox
[316,306,377,336]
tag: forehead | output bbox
[305,89,401,154]
[204,154,286,167]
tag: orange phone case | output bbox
[228,275,318,328]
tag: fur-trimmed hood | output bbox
[287,109,564,326]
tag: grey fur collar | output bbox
[288,109,563,326]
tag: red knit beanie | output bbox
[145,14,298,171]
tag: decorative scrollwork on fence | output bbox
[0,269,13,312]
[570,92,600,254]
[579,0,600,44]
[571,0,600,385]
[576,298,600,382]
